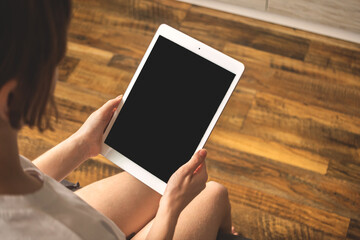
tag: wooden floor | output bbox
[18,0,360,239]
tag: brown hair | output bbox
[0,0,72,131]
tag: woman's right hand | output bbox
[146,149,208,240]
[160,149,208,216]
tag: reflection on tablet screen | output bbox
[105,36,235,182]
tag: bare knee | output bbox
[206,181,229,197]
[204,181,232,233]
[205,181,231,210]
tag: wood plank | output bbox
[346,218,360,240]
[73,0,191,26]
[241,118,360,183]
[55,81,112,114]
[249,92,360,139]
[20,81,112,150]
[125,0,191,25]
[305,40,360,75]
[180,6,310,60]
[182,4,360,51]
[66,61,132,96]
[66,158,122,187]
[223,42,360,118]
[237,118,360,184]
[204,142,360,220]
[208,177,349,239]
[107,54,141,73]
[58,56,80,82]
[223,42,360,91]
[68,17,154,59]
[67,41,114,65]
[215,86,256,131]
[209,128,329,174]
[19,128,116,169]
[326,154,360,184]
[18,134,55,160]
[68,0,191,55]
[19,81,120,169]
[228,201,343,240]
[237,92,360,182]
[239,104,360,153]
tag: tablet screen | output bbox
[105,35,235,182]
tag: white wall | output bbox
[179,0,360,44]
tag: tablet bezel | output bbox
[101,24,244,195]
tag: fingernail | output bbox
[116,95,123,100]
[199,149,207,158]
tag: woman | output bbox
[0,0,234,239]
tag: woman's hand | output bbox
[146,149,208,240]
[73,95,122,159]
[33,95,122,181]
[161,149,208,216]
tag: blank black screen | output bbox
[105,36,235,182]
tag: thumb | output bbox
[185,149,207,174]
[99,95,122,117]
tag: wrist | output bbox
[148,200,180,240]
[68,132,90,162]
[159,197,181,219]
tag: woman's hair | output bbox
[0,0,72,131]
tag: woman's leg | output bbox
[75,171,161,237]
[132,181,232,240]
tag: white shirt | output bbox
[0,156,126,240]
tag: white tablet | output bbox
[101,24,244,195]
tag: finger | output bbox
[191,161,208,193]
[193,160,206,174]
[193,161,208,184]
[110,95,123,109]
[103,108,117,133]
[100,96,123,131]
[193,162,203,174]
[185,149,207,174]
[99,95,123,117]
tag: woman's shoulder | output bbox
[19,155,37,169]
[0,156,126,240]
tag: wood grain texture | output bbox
[205,142,360,218]
[210,179,350,239]
[17,0,360,239]
[347,219,360,240]
[180,6,311,60]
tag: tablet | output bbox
[101,24,244,195]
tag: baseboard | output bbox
[179,0,360,44]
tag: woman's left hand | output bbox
[74,95,122,159]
